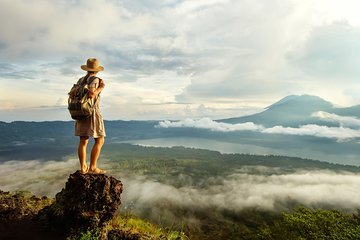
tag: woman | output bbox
[75,58,106,174]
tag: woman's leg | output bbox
[89,136,105,173]
[78,136,89,173]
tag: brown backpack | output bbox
[67,75,98,120]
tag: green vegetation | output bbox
[105,214,188,240]
[104,143,360,184]
[117,203,359,240]
[72,228,101,240]
[4,189,359,240]
[65,215,188,240]
[2,132,360,239]
[258,207,360,240]
[98,144,360,239]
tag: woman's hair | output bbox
[87,71,98,74]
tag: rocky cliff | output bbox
[0,171,186,240]
[39,171,123,234]
[0,190,55,240]
[1,171,123,239]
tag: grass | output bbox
[104,213,189,240]
[70,213,189,239]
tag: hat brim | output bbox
[81,65,104,72]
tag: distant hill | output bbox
[1,94,360,165]
[219,94,360,127]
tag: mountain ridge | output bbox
[219,94,360,127]
[1,94,360,165]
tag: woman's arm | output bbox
[89,79,105,99]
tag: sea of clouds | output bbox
[1,158,360,213]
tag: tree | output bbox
[258,207,360,240]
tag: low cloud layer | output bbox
[262,124,360,141]
[158,118,264,132]
[0,159,360,212]
[0,158,78,196]
[313,111,360,128]
[158,114,360,141]
[124,170,360,212]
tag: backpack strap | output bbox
[86,76,101,103]
[77,75,96,85]
[87,76,98,86]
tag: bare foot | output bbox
[88,168,106,175]
[81,165,89,174]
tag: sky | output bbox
[1,0,360,121]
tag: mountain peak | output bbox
[266,95,333,110]
[220,94,336,126]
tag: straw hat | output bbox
[81,58,104,72]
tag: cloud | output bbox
[158,118,264,132]
[0,158,78,197]
[1,0,360,120]
[288,21,360,80]
[1,159,360,212]
[285,21,360,105]
[0,0,130,60]
[312,111,360,128]
[157,117,360,141]
[123,170,360,212]
[262,124,360,141]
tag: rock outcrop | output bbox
[0,190,57,240]
[39,171,123,233]
[0,190,53,222]
[0,173,185,240]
